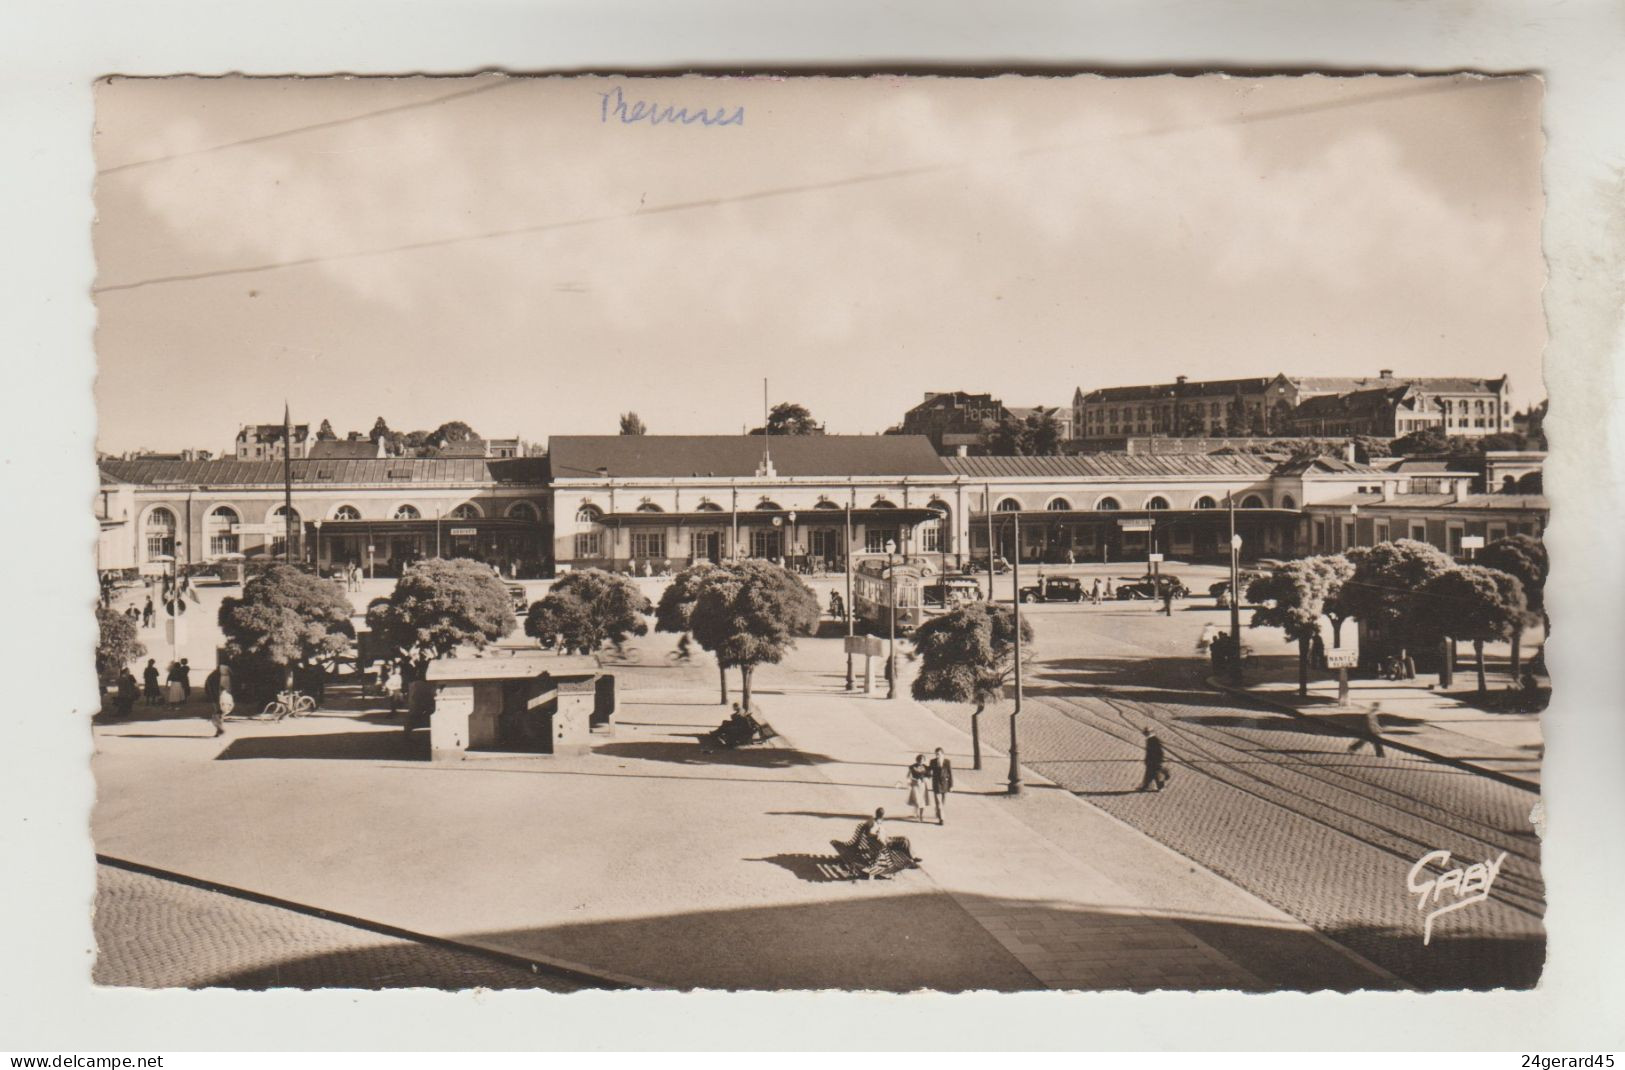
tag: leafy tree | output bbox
[687,560,820,710]
[619,412,647,436]
[983,407,1065,456]
[220,563,354,691]
[525,569,651,654]
[316,419,338,441]
[653,563,729,699]
[910,601,1034,769]
[95,605,146,683]
[369,416,392,445]
[1515,471,1543,493]
[1419,565,1527,693]
[366,557,515,660]
[1391,427,1451,456]
[1477,534,1548,672]
[432,420,480,446]
[750,402,825,436]
[1246,555,1354,696]
[1333,539,1455,677]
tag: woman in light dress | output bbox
[905,754,931,822]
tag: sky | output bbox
[92,74,1546,455]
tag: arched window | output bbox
[575,505,603,524]
[1240,494,1265,509]
[871,499,897,509]
[449,502,481,520]
[333,505,362,521]
[206,506,240,557]
[506,501,539,522]
[694,501,724,512]
[755,500,782,511]
[1095,496,1121,511]
[143,507,176,561]
[393,504,421,521]
[1194,496,1218,510]
[813,500,841,510]
[922,500,952,553]
[1279,494,1297,510]
[575,505,604,559]
[995,498,1022,512]
[1145,496,1170,511]
[635,502,664,513]
[270,505,301,556]
[1046,498,1072,511]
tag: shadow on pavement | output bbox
[216,730,427,762]
[592,738,836,768]
[746,853,856,883]
[765,810,870,821]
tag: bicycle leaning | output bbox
[260,688,318,721]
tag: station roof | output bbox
[944,453,1276,480]
[1308,492,1548,511]
[548,435,949,479]
[97,457,550,487]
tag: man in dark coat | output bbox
[1138,725,1172,791]
[142,659,161,705]
[927,747,954,825]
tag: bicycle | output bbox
[262,688,317,721]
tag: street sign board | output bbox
[1317,614,1359,667]
[231,523,280,536]
[844,635,885,657]
[1460,535,1485,550]
[449,527,478,536]
[1117,519,1153,531]
[1148,552,1164,563]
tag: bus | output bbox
[853,559,924,636]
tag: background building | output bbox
[234,422,310,461]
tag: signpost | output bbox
[844,634,884,693]
[1148,552,1164,563]
[1460,534,1485,561]
[1318,615,1361,706]
[449,527,478,537]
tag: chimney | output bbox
[1452,477,1470,503]
[955,444,969,458]
[1175,375,1188,385]
[1381,480,1394,502]
[1379,369,1394,379]
[1344,441,1357,464]
[923,392,938,402]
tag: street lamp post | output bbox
[885,538,898,699]
[312,519,323,573]
[844,504,855,690]
[1007,512,1024,795]
[787,510,797,570]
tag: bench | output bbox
[830,822,920,880]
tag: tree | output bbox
[525,569,652,654]
[220,563,354,691]
[432,420,480,446]
[1419,565,1527,693]
[653,563,728,700]
[366,557,515,660]
[1334,539,1455,679]
[619,412,647,436]
[749,402,825,436]
[369,417,392,445]
[910,601,1034,769]
[1246,555,1354,696]
[95,606,146,683]
[316,419,338,441]
[1477,534,1548,672]
[1391,427,1451,456]
[982,407,1065,456]
[687,560,819,710]
[1515,471,1543,493]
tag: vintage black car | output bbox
[1115,574,1189,600]
[1018,576,1085,603]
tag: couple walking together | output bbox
[903,748,954,824]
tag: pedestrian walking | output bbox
[212,664,233,737]
[142,659,161,705]
[1066,547,1076,566]
[142,598,154,628]
[1138,725,1172,791]
[928,747,954,825]
[1348,703,1387,757]
[905,754,931,822]
[1091,577,1102,604]
[177,658,192,701]
[1161,582,1174,616]
[1104,577,1114,600]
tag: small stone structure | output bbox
[423,653,612,761]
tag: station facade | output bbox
[96,435,1548,578]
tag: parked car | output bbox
[1019,576,1085,603]
[924,576,985,608]
[507,584,531,614]
[1209,571,1265,607]
[1116,574,1189,600]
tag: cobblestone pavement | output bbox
[93,863,584,991]
[921,605,1545,992]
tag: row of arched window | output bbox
[139,500,542,560]
[577,498,937,523]
[993,493,1282,512]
